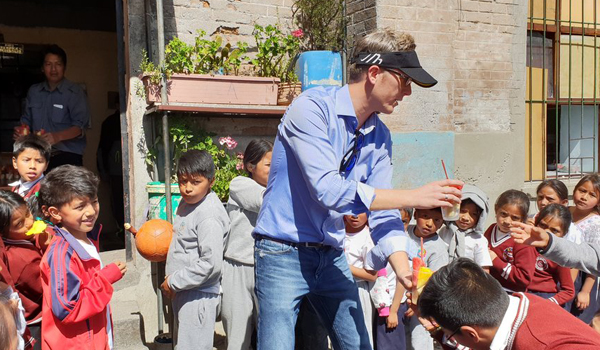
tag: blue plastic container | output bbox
[295,51,343,91]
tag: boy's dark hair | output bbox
[536,179,569,202]
[42,44,67,68]
[13,134,51,162]
[494,189,530,220]
[243,139,273,176]
[535,203,572,237]
[418,258,509,333]
[177,150,215,180]
[401,207,413,220]
[39,165,99,208]
[461,198,482,215]
[414,207,442,216]
[0,191,27,237]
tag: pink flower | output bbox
[236,152,244,160]
[218,136,238,150]
[292,29,304,38]
[236,162,244,171]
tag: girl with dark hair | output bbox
[221,139,273,350]
[528,179,583,245]
[484,189,537,293]
[568,174,600,323]
[526,204,575,306]
[0,190,49,350]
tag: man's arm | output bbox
[42,126,82,145]
[512,222,600,276]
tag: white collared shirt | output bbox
[489,295,521,350]
[9,174,44,197]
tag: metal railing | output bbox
[526,0,599,181]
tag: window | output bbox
[526,0,600,181]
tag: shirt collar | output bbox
[10,175,44,197]
[41,79,66,93]
[335,85,379,136]
[489,295,523,350]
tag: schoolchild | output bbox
[485,190,537,293]
[161,150,230,350]
[39,165,127,350]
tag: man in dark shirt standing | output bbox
[16,44,90,170]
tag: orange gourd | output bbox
[126,219,173,262]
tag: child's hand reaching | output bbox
[577,291,591,310]
[114,261,127,276]
[160,276,175,299]
[386,312,398,329]
[488,249,497,262]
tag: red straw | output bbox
[441,159,449,180]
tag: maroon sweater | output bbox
[527,254,575,306]
[485,224,537,292]
[440,293,600,350]
[3,238,44,323]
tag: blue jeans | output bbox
[255,238,371,350]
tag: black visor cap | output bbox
[354,51,438,88]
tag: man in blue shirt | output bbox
[17,44,90,170]
[253,28,462,349]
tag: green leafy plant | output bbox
[292,0,345,51]
[145,120,245,201]
[140,31,248,79]
[252,24,301,83]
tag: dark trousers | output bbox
[47,151,83,172]
[375,303,408,350]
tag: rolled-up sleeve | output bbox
[282,97,370,213]
[365,143,417,270]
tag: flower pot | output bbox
[277,82,302,106]
[146,182,181,220]
[295,51,343,91]
[142,74,280,105]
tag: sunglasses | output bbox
[385,68,413,86]
[339,130,364,173]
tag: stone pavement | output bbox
[101,249,227,350]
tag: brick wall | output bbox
[353,0,526,134]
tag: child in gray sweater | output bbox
[161,150,230,350]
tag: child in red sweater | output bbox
[485,189,537,293]
[0,190,51,349]
[527,204,575,306]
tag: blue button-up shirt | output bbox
[254,85,416,269]
[21,78,90,155]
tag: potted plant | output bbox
[292,0,345,90]
[251,24,303,105]
[144,119,245,220]
[140,30,280,105]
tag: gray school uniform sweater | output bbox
[406,225,449,271]
[542,234,600,276]
[166,191,230,294]
[224,176,265,265]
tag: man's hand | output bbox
[41,132,59,145]
[114,261,127,276]
[161,276,175,299]
[408,180,463,209]
[386,312,398,329]
[510,222,551,249]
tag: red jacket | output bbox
[528,254,575,306]
[439,293,600,349]
[485,224,537,292]
[3,237,44,323]
[40,225,123,350]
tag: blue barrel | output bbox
[295,51,343,91]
